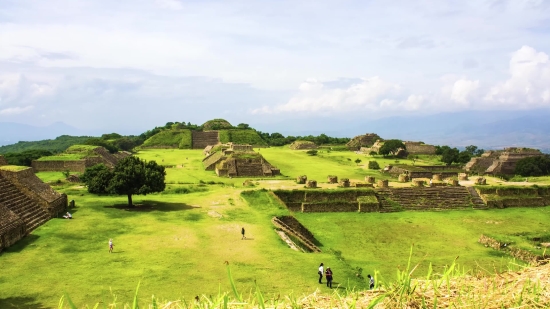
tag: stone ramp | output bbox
[202,152,224,170]
[0,174,50,233]
[93,147,120,167]
[192,131,219,149]
[272,217,321,252]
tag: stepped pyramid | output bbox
[0,163,67,252]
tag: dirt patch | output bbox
[208,210,223,218]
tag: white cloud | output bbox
[155,0,183,10]
[451,79,479,105]
[485,46,550,107]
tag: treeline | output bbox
[515,155,550,176]
[0,135,93,154]
[256,132,350,146]
[435,145,484,166]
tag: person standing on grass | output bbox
[241,227,246,239]
[318,263,324,284]
[325,267,333,288]
[368,274,374,289]
[109,239,114,253]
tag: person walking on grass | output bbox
[109,239,114,253]
[241,227,246,240]
[368,274,374,289]
[325,267,333,288]
[318,263,324,284]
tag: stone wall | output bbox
[202,152,225,170]
[479,234,549,265]
[276,216,316,243]
[32,159,87,173]
[0,203,26,252]
[403,142,436,154]
[0,155,7,166]
[302,202,359,212]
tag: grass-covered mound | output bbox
[0,165,29,171]
[218,129,267,146]
[141,129,192,149]
[202,118,233,130]
[36,144,100,161]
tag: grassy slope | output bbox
[0,136,93,154]
[2,147,550,307]
[141,130,192,148]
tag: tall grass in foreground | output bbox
[59,251,550,309]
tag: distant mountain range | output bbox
[0,122,94,146]
[2,109,550,152]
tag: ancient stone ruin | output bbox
[272,186,488,213]
[31,146,131,173]
[346,133,381,150]
[306,180,317,188]
[0,166,67,252]
[339,178,350,187]
[360,139,383,154]
[271,216,321,252]
[365,176,375,183]
[327,175,338,183]
[296,175,307,184]
[0,155,8,166]
[202,143,280,177]
[289,141,318,150]
[385,165,460,180]
[403,141,436,155]
[465,148,543,175]
[192,131,220,149]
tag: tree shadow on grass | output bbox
[0,296,48,309]
[0,234,40,254]
[103,200,200,213]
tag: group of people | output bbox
[318,263,375,289]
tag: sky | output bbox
[1,0,550,135]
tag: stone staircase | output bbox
[394,187,473,210]
[192,131,219,149]
[93,147,120,167]
[0,175,50,233]
[374,189,402,213]
[467,187,487,209]
[486,160,501,174]
[271,217,321,252]
[236,163,264,176]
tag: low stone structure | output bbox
[432,174,442,181]
[202,143,280,177]
[289,141,317,150]
[365,176,375,183]
[465,148,544,175]
[272,216,321,252]
[340,178,350,187]
[413,179,425,187]
[403,141,436,155]
[360,140,383,154]
[355,183,374,188]
[377,180,389,188]
[476,177,486,185]
[31,146,131,173]
[385,165,459,180]
[479,234,549,265]
[327,175,338,183]
[296,175,307,184]
[458,173,468,181]
[347,133,381,150]
[306,180,317,188]
[398,174,409,182]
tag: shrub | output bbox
[306,150,318,156]
[368,161,380,169]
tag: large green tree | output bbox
[515,155,550,176]
[379,139,405,156]
[81,157,166,206]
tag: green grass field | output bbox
[1,147,549,307]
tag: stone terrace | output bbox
[0,155,7,166]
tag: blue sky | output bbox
[0,0,549,134]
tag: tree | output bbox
[81,157,166,206]
[306,149,318,156]
[355,158,362,165]
[237,123,250,130]
[457,151,472,164]
[441,147,460,166]
[515,155,550,176]
[379,139,405,156]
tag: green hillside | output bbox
[37,144,100,161]
[219,129,267,146]
[141,129,192,148]
[0,135,94,154]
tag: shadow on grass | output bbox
[0,234,40,254]
[103,200,200,213]
[0,297,48,309]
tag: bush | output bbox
[368,161,380,169]
[306,150,318,156]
